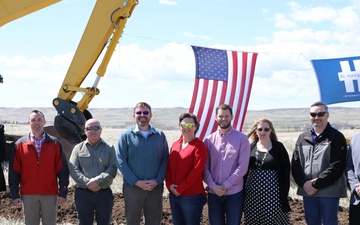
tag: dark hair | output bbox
[310,101,328,112]
[247,118,278,142]
[30,109,45,120]
[179,113,200,134]
[133,102,152,113]
[216,104,233,116]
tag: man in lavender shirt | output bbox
[203,104,250,225]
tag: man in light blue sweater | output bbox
[116,102,169,225]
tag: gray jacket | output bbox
[346,133,360,205]
[291,123,347,198]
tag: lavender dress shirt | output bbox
[203,127,250,195]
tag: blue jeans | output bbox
[208,191,244,225]
[303,196,340,225]
[169,193,206,225]
[75,188,114,225]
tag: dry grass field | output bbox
[2,106,360,146]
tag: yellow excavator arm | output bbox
[0,0,138,146]
[0,0,61,26]
[53,0,137,144]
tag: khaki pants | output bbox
[22,195,57,225]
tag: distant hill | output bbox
[1,106,359,133]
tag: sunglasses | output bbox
[180,123,195,129]
[257,127,270,132]
[85,126,101,131]
[135,111,150,115]
[310,112,327,117]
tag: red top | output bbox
[12,136,67,197]
[166,137,207,196]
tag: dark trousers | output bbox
[75,188,114,225]
[123,185,164,225]
[349,202,360,225]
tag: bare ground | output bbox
[0,186,349,225]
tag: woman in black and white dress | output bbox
[244,118,291,225]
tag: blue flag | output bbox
[311,56,360,104]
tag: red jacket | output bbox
[9,133,69,199]
[166,137,207,196]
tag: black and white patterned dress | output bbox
[244,148,290,225]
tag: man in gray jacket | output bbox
[291,101,347,225]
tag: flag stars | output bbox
[194,46,228,81]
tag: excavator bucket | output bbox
[44,125,75,160]
[52,98,91,148]
[53,114,85,145]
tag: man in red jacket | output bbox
[9,109,69,225]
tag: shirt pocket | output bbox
[99,151,112,167]
[78,151,92,167]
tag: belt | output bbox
[77,187,110,192]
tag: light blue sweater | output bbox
[115,125,169,186]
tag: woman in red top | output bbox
[165,112,207,225]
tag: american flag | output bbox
[189,46,258,140]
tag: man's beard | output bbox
[137,118,149,127]
[219,122,231,129]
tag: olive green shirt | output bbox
[69,139,117,189]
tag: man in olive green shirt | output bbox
[69,118,117,225]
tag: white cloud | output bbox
[286,2,337,23]
[183,32,211,40]
[159,0,177,5]
[350,0,360,8]
[333,6,360,31]
[248,69,318,110]
[261,8,269,14]
[274,13,297,29]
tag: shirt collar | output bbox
[85,138,103,147]
[30,132,46,142]
[134,124,155,133]
[218,126,234,137]
[310,126,318,143]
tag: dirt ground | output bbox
[0,186,349,225]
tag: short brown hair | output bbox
[216,104,233,116]
[133,102,152,113]
[179,113,200,134]
[30,109,45,120]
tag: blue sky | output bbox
[1,0,360,110]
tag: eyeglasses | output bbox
[135,111,150,115]
[85,126,101,131]
[310,112,327,117]
[180,123,195,129]
[257,127,270,132]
